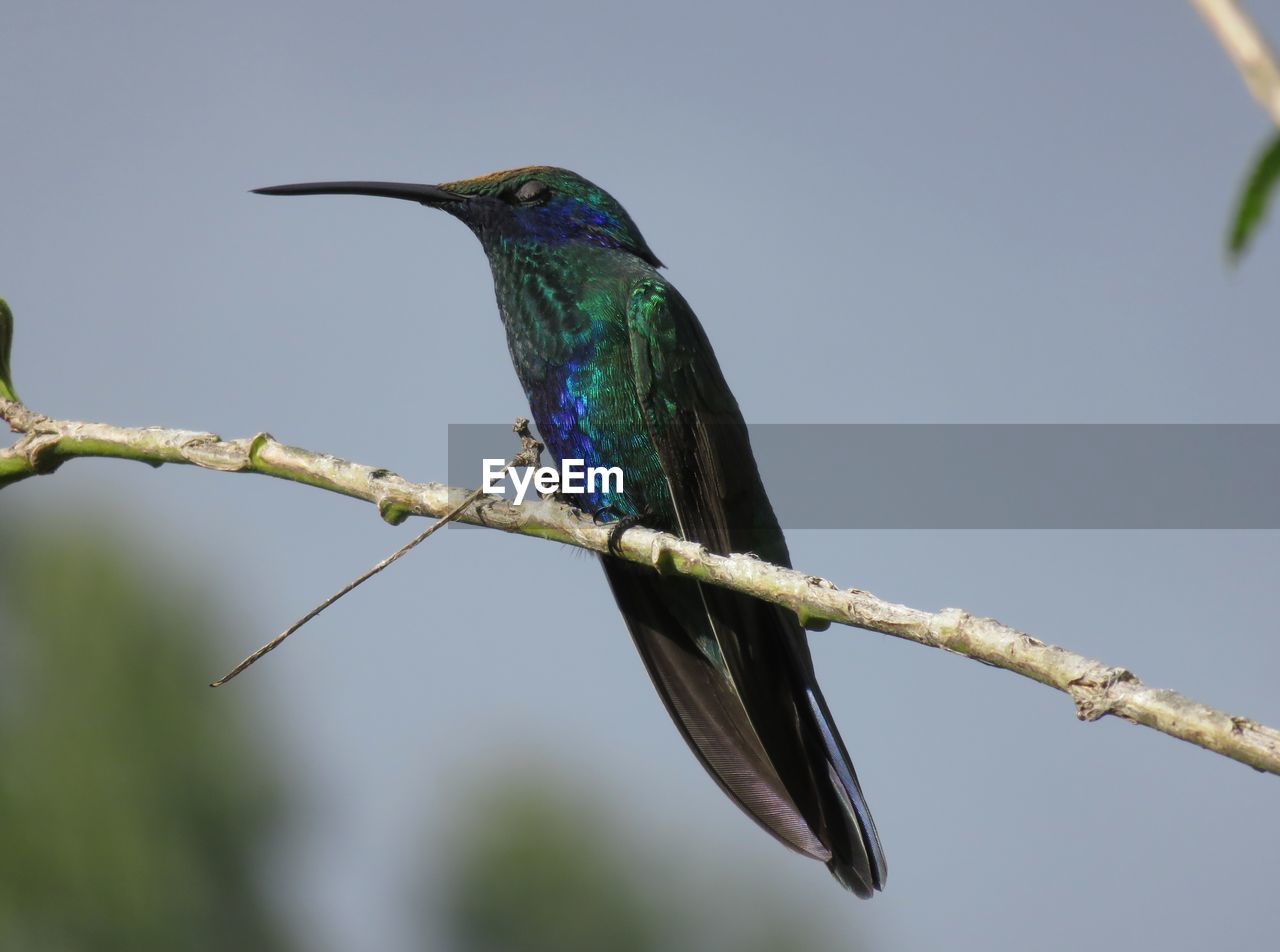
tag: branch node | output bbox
[1230,715,1256,735]
[649,537,682,575]
[179,434,251,472]
[930,607,972,649]
[247,432,274,465]
[377,496,412,526]
[1068,666,1138,722]
[21,432,63,474]
[1,398,44,434]
[796,606,832,632]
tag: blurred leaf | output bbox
[437,779,663,952]
[430,768,856,952]
[0,297,15,401]
[0,515,297,951]
[1228,130,1280,263]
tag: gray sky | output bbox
[3,2,1280,949]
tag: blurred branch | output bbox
[1192,1,1280,258]
[1192,0,1280,126]
[1192,1,1280,257]
[5,394,1280,778]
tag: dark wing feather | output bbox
[603,560,828,860]
[621,277,886,895]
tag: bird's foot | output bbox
[588,503,628,525]
[606,509,655,557]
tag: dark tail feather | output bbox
[805,685,887,894]
[604,559,829,859]
[603,557,886,896]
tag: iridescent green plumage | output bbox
[255,168,886,896]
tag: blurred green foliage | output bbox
[0,297,16,401]
[1228,130,1280,262]
[434,772,856,952]
[0,517,858,952]
[0,518,295,951]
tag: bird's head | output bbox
[254,166,663,268]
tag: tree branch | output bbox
[1192,0,1280,126]
[5,395,1280,777]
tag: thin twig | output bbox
[209,419,543,686]
[4,396,1280,776]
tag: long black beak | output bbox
[252,181,468,206]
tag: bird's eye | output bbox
[514,180,550,205]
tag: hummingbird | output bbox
[255,167,886,896]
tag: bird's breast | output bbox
[493,277,669,522]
